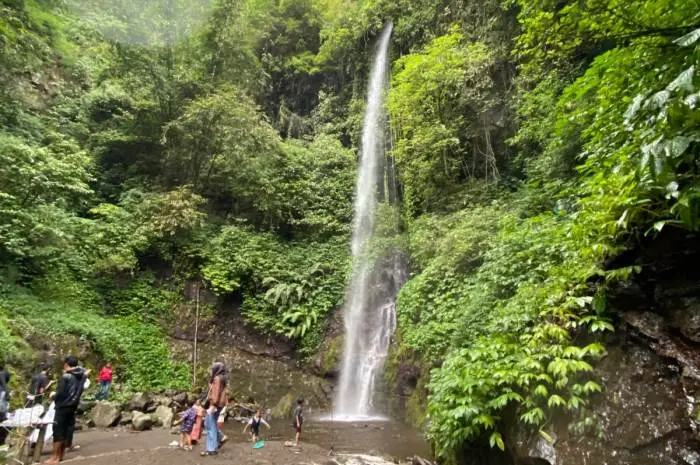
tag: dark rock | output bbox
[623,311,700,380]
[669,300,700,343]
[507,336,700,465]
[172,392,187,405]
[119,411,133,426]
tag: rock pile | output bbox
[87,391,192,431]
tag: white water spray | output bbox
[335,22,398,420]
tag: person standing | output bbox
[200,362,227,457]
[65,370,90,453]
[96,363,113,401]
[293,397,304,446]
[27,362,51,407]
[174,399,197,450]
[189,398,204,445]
[242,408,270,443]
[45,355,87,464]
[0,363,10,446]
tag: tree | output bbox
[389,29,499,216]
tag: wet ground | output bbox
[237,416,430,459]
[39,416,430,465]
[60,431,333,465]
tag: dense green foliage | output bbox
[1,0,699,460]
[0,0,355,391]
[381,0,700,459]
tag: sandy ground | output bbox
[46,429,334,465]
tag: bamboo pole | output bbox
[193,284,200,389]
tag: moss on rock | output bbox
[320,334,343,375]
[272,393,295,418]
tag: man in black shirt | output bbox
[46,355,87,464]
[26,362,51,407]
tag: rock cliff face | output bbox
[505,229,700,465]
[168,283,333,414]
[510,335,699,465]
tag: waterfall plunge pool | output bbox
[223,414,431,459]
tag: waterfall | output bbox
[335,22,401,420]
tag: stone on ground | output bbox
[171,392,187,405]
[153,395,171,407]
[91,401,122,428]
[119,411,133,426]
[78,400,97,414]
[152,405,174,427]
[129,392,153,411]
[132,410,154,431]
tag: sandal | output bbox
[200,451,217,456]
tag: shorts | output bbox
[54,407,77,443]
[293,418,303,433]
[181,427,193,434]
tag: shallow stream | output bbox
[223,416,431,459]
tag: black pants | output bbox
[54,406,77,443]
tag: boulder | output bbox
[90,401,122,428]
[172,392,187,405]
[411,457,434,465]
[119,411,133,426]
[129,392,153,411]
[152,405,174,428]
[670,300,700,343]
[77,400,97,414]
[153,395,172,407]
[131,410,153,431]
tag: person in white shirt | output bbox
[242,408,270,443]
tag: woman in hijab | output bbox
[201,362,228,456]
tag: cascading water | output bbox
[335,22,403,420]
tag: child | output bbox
[242,408,270,443]
[174,401,197,450]
[190,399,204,445]
[293,398,304,446]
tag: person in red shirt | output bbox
[96,363,113,401]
